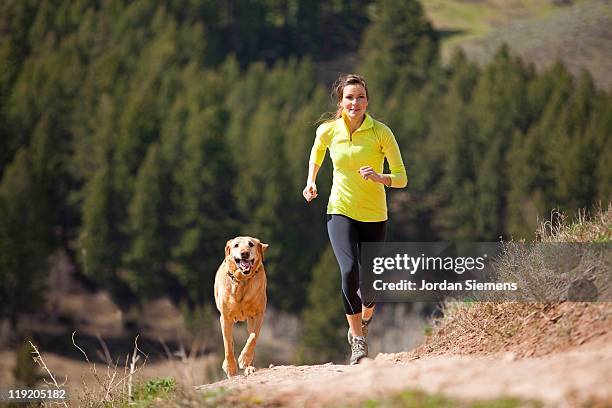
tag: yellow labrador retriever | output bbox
[214,236,268,377]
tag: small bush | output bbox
[131,377,176,406]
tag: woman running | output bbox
[303,73,407,364]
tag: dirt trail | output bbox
[197,339,612,407]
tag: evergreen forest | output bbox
[1,0,610,356]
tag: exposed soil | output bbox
[198,342,611,407]
[413,302,612,359]
[198,303,612,407]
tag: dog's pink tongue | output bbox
[240,260,250,269]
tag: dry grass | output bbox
[16,334,226,407]
[415,205,612,359]
[24,333,149,407]
[536,205,611,243]
[29,340,69,407]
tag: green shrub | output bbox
[131,377,176,406]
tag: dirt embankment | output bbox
[198,302,612,407]
[199,343,611,407]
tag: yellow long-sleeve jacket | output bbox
[309,112,407,222]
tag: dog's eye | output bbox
[248,241,254,247]
[234,243,239,248]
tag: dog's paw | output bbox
[244,366,256,376]
[238,351,253,369]
[222,358,237,378]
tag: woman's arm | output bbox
[358,167,392,186]
[380,126,407,188]
[304,122,331,202]
[359,125,407,187]
[303,163,320,202]
[307,162,320,184]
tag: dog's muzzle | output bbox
[235,257,255,274]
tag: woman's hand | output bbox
[359,166,386,184]
[303,181,318,202]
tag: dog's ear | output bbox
[258,243,269,261]
[254,240,269,260]
[225,239,233,258]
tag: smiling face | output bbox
[225,236,269,278]
[341,84,368,122]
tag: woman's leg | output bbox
[346,314,363,338]
[356,220,387,322]
[326,215,363,337]
[362,305,375,321]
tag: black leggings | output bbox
[326,214,387,315]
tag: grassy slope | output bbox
[421,0,612,89]
[414,205,611,359]
[422,0,562,44]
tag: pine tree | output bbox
[0,39,21,176]
[397,50,480,241]
[359,0,438,103]
[468,46,531,239]
[475,138,505,238]
[0,148,50,325]
[232,100,287,305]
[80,164,124,294]
[433,84,480,240]
[543,69,598,212]
[589,96,612,202]
[506,129,542,239]
[123,143,176,299]
[299,246,347,364]
[557,72,598,211]
[169,68,237,304]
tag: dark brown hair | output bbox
[317,74,369,124]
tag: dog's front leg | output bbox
[220,315,237,378]
[238,313,264,376]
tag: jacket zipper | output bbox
[349,130,354,167]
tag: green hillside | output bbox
[423,0,612,89]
